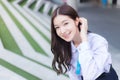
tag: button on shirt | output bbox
[68,33,112,80]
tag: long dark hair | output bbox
[51,3,80,74]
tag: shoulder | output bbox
[88,33,107,42]
[87,33,108,46]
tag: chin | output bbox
[62,36,73,42]
[64,39,72,42]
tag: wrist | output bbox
[81,35,88,42]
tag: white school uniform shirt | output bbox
[68,33,112,80]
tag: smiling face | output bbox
[53,15,79,42]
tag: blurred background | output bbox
[0,0,120,80]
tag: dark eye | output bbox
[64,22,68,26]
[55,26,59,30]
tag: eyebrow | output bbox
[62,20,68,23]
[54,20,68,27]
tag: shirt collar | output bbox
[71,42,77,53]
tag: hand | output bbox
[79,17,88,42]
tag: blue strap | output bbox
[75,60,81,75]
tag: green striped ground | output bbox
[0,0,68,80]
[0,0,50,80]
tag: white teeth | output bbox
[66,32,70,35]
[62,32,70,38]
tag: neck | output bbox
[72,32,81,47]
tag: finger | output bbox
[79,18,87,25]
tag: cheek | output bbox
[56,30,60,37]
[70,23,77,30]
[56,31,59,36]
[71,25,78,35]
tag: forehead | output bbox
[53,15,71,25]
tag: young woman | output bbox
[51,3,118,80]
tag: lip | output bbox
[62,32,71,39]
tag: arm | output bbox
[78,35,111,80]
[78,18,111,80]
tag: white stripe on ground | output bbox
[0,3,52,67]
[34,0,45,12]
[24,0,35,7]
[0,48,69,80]
[0,65,27,80]
[12,2,50,40]
[0,39,4,49]
[34,10,51,24]
[23,0,51,26]
[42,1,52,15]
[12,0,23,4]
[23,6,50,30]
[2,0,53,58]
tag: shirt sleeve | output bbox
[77,35,112,80]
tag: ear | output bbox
[75,17,80,26]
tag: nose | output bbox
[60,27,66,34]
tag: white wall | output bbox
[66,0,78,11]
[117,0,120,5]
